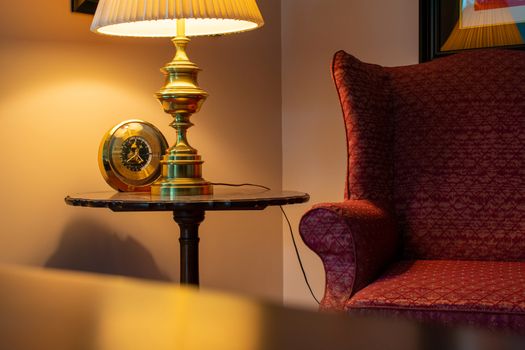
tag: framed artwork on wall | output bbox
[420,0,525,62]
[71,0,98,14]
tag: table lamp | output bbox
[91,0,264,196]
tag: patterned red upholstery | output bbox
[348,260,525,331]
[300,200,397,310]
[331,52,393,205]
[299,49,525,331]
[388,51,525,260]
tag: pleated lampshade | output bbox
[91,0,264,37]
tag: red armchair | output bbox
[299,49,525,331]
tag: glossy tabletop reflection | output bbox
[1,264,524,350]
[65,188,309,212]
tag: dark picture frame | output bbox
[420,0,525,62]
[71,0,98,14]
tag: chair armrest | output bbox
[299,200,398,311]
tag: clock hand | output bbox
[127,148,138,162]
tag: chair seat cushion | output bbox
[347,260,525,330]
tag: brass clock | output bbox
[99,120,168,192]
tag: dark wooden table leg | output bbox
[172,210,205,286]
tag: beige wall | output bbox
[282,0,419,308]
[0,0,283,301]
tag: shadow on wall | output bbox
[46,216,171,282]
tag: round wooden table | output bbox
[65,188,309,286]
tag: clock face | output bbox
[120,136,152,172]
[99,120,168,192]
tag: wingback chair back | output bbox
[333,49,525,261]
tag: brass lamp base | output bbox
[151,153,212,196]
[151,180,212,197]
[151,19,213,197]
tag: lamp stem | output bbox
[151,19,213,197]
[177,18,186,37]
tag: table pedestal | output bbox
[173,210,204,285]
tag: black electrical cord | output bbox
[211,182,271,191]
[279,205,321,304]
[211,182,321,304]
